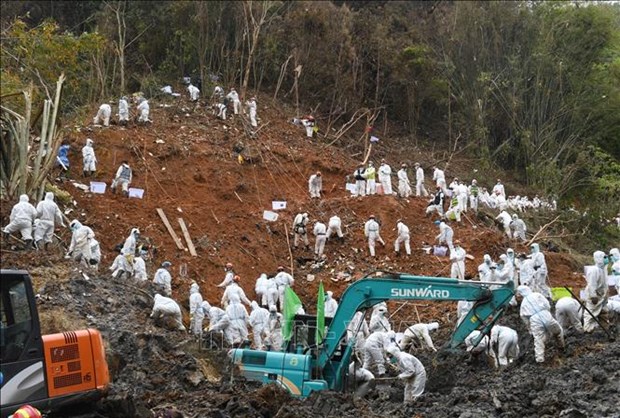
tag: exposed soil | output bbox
[1,93,616,417]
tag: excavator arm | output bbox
[319,272,514,391]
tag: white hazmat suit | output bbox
[151,294,185,330]
[34,192,64,247]
[555,297,583,333]
[518,285,564,363]
[583,251,608,333]
[386,345,426,403]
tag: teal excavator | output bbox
[230,272,514,397]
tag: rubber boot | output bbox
[24,239,34,251]
[2,231,9,240]
[44,242,51,252]
[35,240,43,250]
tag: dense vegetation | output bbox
[1,1,619,244]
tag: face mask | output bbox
[603,256,609,266]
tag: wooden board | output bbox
[156,208,185,250]
[178,218,197,257]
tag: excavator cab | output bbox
[0,270,109,417]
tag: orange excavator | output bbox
[1,270,110,417]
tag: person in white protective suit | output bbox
[362,330,396,376]
[109,248,132,279]
[492,179,506,198]
[348,360,375,398]
[34,192,65,250]
[319,219,341,249]
[435,221,454,248]
[188,282,204,335]
[188,84,200,102]
[517,285,564,363]
[226,294,250,345]
[246,97,258,127]
[368,303,391,333]
[456,300,474,325]
[489,325,519,367]
[193,299,210,338]
[495,210,512,239]
[255,273,269,307]
[517,253,535,286]
[530,243,551,299]
[207,304,233,346]
[150,294,185,331]
[82,138,97,177]
[111,161,133,196]
[226,88,240,114]
[313,220,327,258]
[274,266,294,311]
[397,164,412,198]
[610,248,620,295]
[93,103,111,126]
[121,227,140,266]
[66,220,94,263]
[212,85,224,100]
[213,102,227,120]
[89,238,101,269]
[414,163,428,197]
[353,164,366,197]
[378,159,393,195]
[347,311,370,355]
[266,305,283,351]
[221,276,252,307]
[365,161,377,195]
[497,254,514,284]
[264,275,279,309]
[505,248,517,281]
[308,171,322,199]
[118,96,129,126]
[432,166,447,193]
[464,330,490,356]
[216,262,236,288]
[325,291,339,317]
[385,345,426,403]
[583,250,609,333]
[457,181,469,213]
[468,179,479,213]
[478,254,493,281]
[426,187,445,217]
[137,97,150,123]
[292,212,310,249]
[399,322,439,352]
[555,297,583,333]
[133,255,147,281]
[510,214,527,242]
[445,190,461,222]
[450,241,466,280]
[249,301,270,350]
[364,215,385,257]
[153,261,173,296]
[394,219,411,257]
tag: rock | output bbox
[591,367,607,384]
[185,369,204,386]
[559,408,588,418]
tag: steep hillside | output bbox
[1,93,609,418]
[5,92,582,312]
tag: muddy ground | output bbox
[1,93,615,417]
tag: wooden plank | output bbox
[178,218,197,257]
[156,208,185,250]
